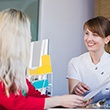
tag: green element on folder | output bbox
[32,79,49,89]
[22,89,27,97]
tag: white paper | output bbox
[84,76,110,101]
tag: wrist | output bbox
[53,96,61,106]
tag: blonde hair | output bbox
[0,8,31,96]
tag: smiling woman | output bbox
[67,16,110,104]
[0,0,39,41]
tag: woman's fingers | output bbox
[74,82,90,95]
[75,87,84,95]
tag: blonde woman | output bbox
[0,8,87,110]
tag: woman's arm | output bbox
[68,78,90,95]
[0,80,89,109]
[44,94,87,109]
[68,78,79,94]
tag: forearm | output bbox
[68,78,79,94]
[44,94,87,109]
[44,96,60,109]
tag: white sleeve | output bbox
[66,58,81,81]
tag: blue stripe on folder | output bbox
[32,79,49,89]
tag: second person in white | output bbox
[67,16,110,104]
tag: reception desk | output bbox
[47,108,110,110]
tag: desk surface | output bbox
[47,108,110,110]
[47,105,110,110]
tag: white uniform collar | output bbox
[87,51,109,66]
[100,51,110,62]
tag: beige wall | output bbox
[95,0,110,20]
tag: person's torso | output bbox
[70,52,110,103]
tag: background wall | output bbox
[38,0,94,95]
[0,0,39,41]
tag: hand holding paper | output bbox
[84,76,110,102]
[73,82,90,95]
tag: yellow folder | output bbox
[29,55,52,75]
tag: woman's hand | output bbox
[73,82,90,95]
[58,94,88,108]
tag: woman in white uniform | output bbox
[67,16,110,104]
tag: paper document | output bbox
[84,76,110,101]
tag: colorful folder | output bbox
[29,55,52,75]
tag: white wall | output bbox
[38,0,94,96]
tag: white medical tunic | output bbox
[67,51,110,103]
